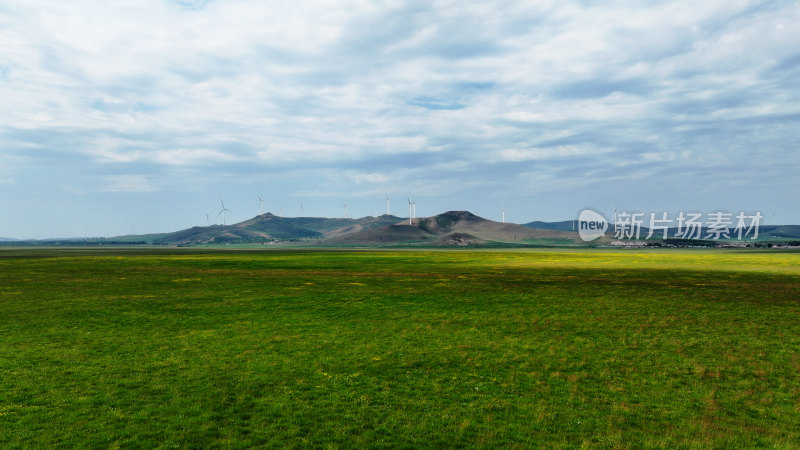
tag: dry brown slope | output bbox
[329,211,579,245]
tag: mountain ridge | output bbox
[324,211,581,246]
[150,213,406,245]
[3,212,798,246]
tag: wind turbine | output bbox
[408,198,413,225]
[502,209,505,223]
[412,200,416,219]
[300,202,304,217]
[257,195,263,215]
[343,203,348,219]
[386,194,390,216]
[205,212,210,226]
[218,198,231,226]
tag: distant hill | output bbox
[4,213,798,247]
[523,220,577,232]
[146,213,404,245]
[759,225,800,239]
[326,211,581,246]
[523,222,800,241]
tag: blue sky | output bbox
[1,0,799,238]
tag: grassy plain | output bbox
[1,248,799,447]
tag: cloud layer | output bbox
[1,0,799,237]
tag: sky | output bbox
[1,0,799,239]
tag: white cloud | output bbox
[350,172,388,184]
[102,175,159,193]
[499,146,603,162]
[641,151,692,162]
[151,148,240,166]
[2,0,800,236]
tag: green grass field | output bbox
[1,248,799,447]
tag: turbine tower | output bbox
[502,209,505,223]
[344,203,348,219]
[206,212,210,226]
[300,202,304,217]
[257,195,263,215]
[218,198,231,226]
[386,194,390,216]
[408,198,413,225]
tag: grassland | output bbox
[1,248,799,447]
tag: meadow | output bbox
[1,248,799,447]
